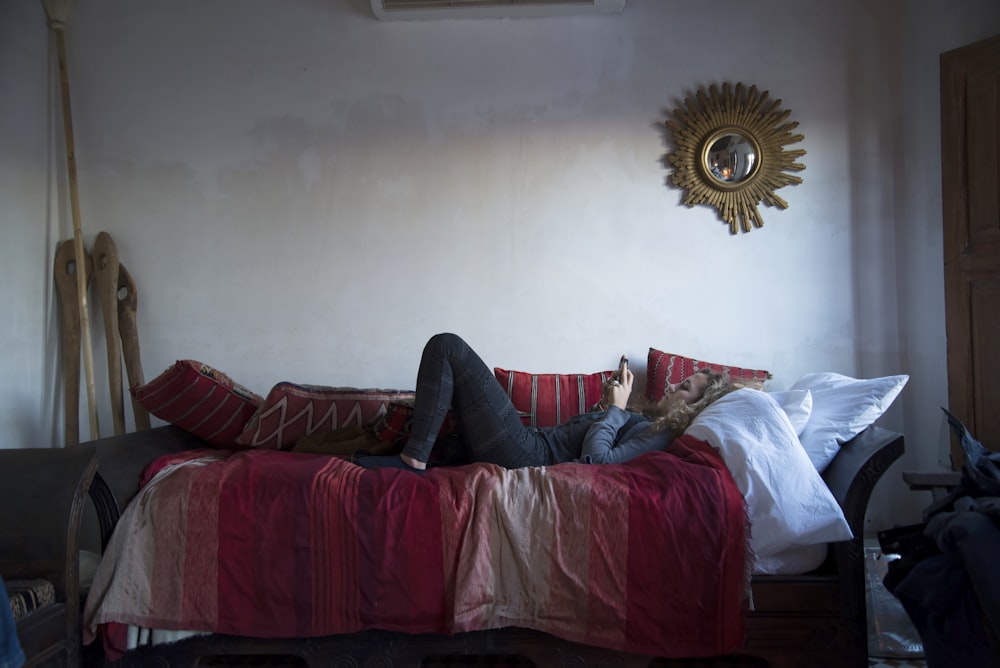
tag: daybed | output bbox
[77,348,907,668]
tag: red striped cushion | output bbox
[645,347,771,402]
[131,360,263,447]
[235,384,415,450]
[494,367,616,428]
[370,398,457,446]
[372,399,415,445]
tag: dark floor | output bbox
[192,655,926,667]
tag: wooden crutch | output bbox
[117,263,151,431]
[44,0,100,441]
[53,240,93,445]
[92,232,126,436]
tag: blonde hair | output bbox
[643,369,755,437]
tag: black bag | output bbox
[878,409,1000,668]
[877,407,995,559]
[942,407,1000,496]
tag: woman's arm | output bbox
[580,365,669,464]
[578,407,671,464]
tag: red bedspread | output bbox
[84,435,748,659]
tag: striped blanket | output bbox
[83,435,748,659]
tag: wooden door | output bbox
[942,34,1000,467]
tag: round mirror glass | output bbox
[705,132,758,183]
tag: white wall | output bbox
[2,0,999,531]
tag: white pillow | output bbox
[766,389,813,435]
[790,372,908,472]
[686,388,853,574]
[753,543,828,575]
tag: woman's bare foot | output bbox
[400,453,427,470]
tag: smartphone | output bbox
[618,355,628,379]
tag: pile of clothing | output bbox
[882,409,1000,668]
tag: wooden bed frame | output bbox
[0,445,97,668]
[79,423,903,668]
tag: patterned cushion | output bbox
[6,579,55,622]
[370,398,457,446]
[235,384,415,450]
[645,347,772,402]
[131,360,263,447]
[371,399,417,445]
[493,367,617,428]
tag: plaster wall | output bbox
[2,0,999,531]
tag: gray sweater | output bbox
[535,405,674,465]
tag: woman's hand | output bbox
[605,367,633,409]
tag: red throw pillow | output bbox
[131,360,263,447]
[645,347,772,402]
[235,384,415,450]
[370,398,457,446]
[371,399,415,445]
[493,367,617,428]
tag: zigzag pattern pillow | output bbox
[235,383,415,450]
[132,360,263,447]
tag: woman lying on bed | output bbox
[357,332,741,472]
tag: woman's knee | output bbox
[426,332,466,354]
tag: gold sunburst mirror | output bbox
[664,82,806,234]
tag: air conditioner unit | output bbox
[371,0,626,21]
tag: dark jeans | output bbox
[0,574,25,668]
[401,333,548,468]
